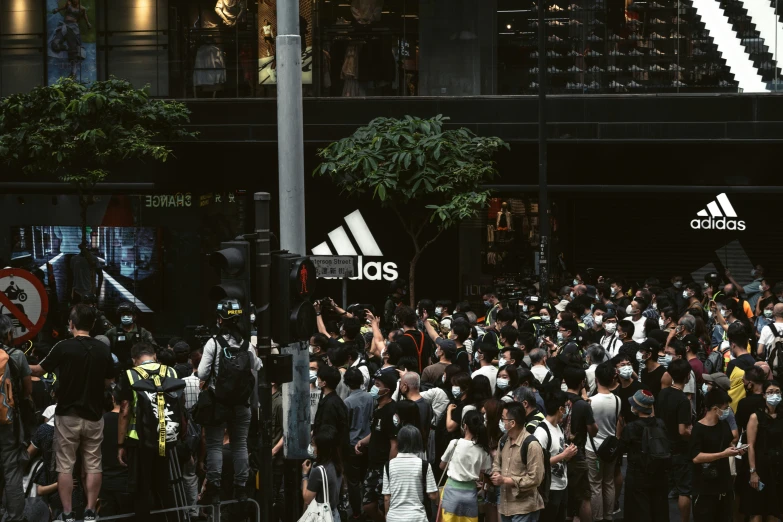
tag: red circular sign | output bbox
[0,268,49,344]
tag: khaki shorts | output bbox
[54,414,104,474]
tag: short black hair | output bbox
[563,366,586,390]
[168,337,184,348]
[328,345,350,368]
[317,365,341,390]
[668,340,686,359]
[497,308,515,323]
[517,332,536,351]
[131,342,156,360]
[503,347,524,366]
[452,321,470,342]
[69,304,97,332]
[312,333,330,349]
[618,320,635,338]
[397,306,418,328]
[595,361,616,388]
[385,342,403,366]
[158,349,176,367]
[503,401,526,425]
[478,343,499,363]
[559,319,578,337]
[667,359,691,384]
[543,390,568,415]
[436,300,454,312]
[728,329,749,351]
[500,325,519,346]
[704,387,730,410]
[342,317,361,339]
[344,367,364,390]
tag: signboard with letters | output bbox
[312,256,356,279]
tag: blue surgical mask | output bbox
[557,331,564,343]
[452,386,462,398]
[573,279,580,286]
[369,385,380,399]
[121,315,133,326]
[767,394,782,407]
[570,292,575,300]
[619,366,634,380]
[719,408,730,421]
[658,354,673,368]
[765,310,774,319]
[498,419,507,433]
[701,383,709,395]
[484,300,492,308]
[522,305,528,312]
[309,370,318,384]
[496,378,510,389]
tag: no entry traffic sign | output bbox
[0,269,49,344]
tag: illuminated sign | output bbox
[691,193,746,231]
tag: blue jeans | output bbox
[501,512,541,522]
[205,404,251,487]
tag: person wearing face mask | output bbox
[656,359,693,522]
[754,301,775,345]
[585,303,607,344]
[355,371,401,522]
[724,265,766,312]
[753,278,775,318]
[744,380,783,521]
[757,303,783,362]
[700,373,739,444]
[436,299,454,335]
[482,289,502,327]
[105,302,155,370]
[309,333,331,365]
[637,339,666,399]
[661,342,698,413]
[607,278,630,310]
[721,282,755,321]
[302,425,344,522]
[309,356,322,430]
[625,299,648,343]
[422,339,456,386]
[617,320,642,372]
[600,311,623,358]
[494,366,520,403]
[312,365,350,466]
[680,283,704,315]
[342,368,374,521]
[659,307,678,333]
[690,387,743,522]
[471,343,499,393]
[734,365,766,435]
[611,354,645,424]
[619,389,669,522]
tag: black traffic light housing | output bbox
[270,251,317,346]
[209,240,252,337]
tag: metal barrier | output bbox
[98,498,261,522]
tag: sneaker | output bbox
[588,65,605,72]
[607,65,622,71]
[651,48,665,55]
[650,2,665,7]
[651,17,666,24]
[628,80,642,87]
[548,35,564,42]
[669,63,684,71]
[568,19,583,25]
[693,48,707,55]
[530,67,539,73]
[568,50,582,57]
[568,65,584,72]
[649,64,664,71]
[585,50,602,56]
[587,33,603,41]
[570,3,582,9]
[58,513,76,522]
[672,80,687,87]
[529,81,539,88]
[649,32,665,40]
[670,31,684,38]
[591,18,605,25]
[548,4,564,11]
[547,66,563,73]
[547,50,562,57]
[586,81,601,89]
[84,509,98,521]
[609,50,624,56]
[629,64,644,71]
[547,20,565,26]
[628,48,643,56]
[530,51,539,57]
[607,33,623,40]
[609,80,625,89]
[235,485,249,502]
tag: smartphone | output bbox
[738,444,750,451]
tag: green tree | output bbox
[0,77,196,242]
[315,115,508,305]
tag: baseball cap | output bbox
[703,372,731,391]
[523,295,541,305]
[639,338,661,354]
[374,368,399,390]
[681,334,700,352]
[436,338,457,358]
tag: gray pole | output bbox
[537,0,550,299]
[276,0,306,255]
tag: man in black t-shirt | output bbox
[31,304,114,522]
[563,366,597,522]
[354,371,400,522]
[612,354,646,424]
[735,365,766,434]
[690,387,743,521]
[639,339,667,399]
[656,359,693,522]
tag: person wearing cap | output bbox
[600,310,623,358]
[105,302,156,370]
[690,387,744,522]
[423,313,470,374]
[620,388,669,521]
[355,371,401,522]
[421,339,455,386]
[701,373,739,444]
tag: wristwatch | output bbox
[749,468,757,474]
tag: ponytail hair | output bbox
[462,410,491,456]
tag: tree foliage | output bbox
[0,77,196,240]
[315,115,508,303]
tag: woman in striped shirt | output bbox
[382,426,439,522]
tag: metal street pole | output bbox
[277,0,306,256]
[537,0,550,299]
[254,192,273,522]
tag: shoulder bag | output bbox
[298,466,334,522]
[589,395,621,462]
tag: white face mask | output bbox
[658,317,665,328]
[498,419,508,433]
[595,315,604,327]
[499,357,508,368]
[626,304,635,316]
[611,287,619,296]
[573,279,580,286]
[541,315,550,322]
[682,290,690,299]
[619,366,634,380]
[604,322,617,334]
[496,378,510,389]
[435,306,443,316]
[307,444,317,459]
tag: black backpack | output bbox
[704,347,726,375]
[641,418,671,474]
[214,335,254,406]
[766,324,783,378]
[500,428,551,503]
[129,364,186,456]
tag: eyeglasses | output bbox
[500,417,510,422]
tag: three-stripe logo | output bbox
[311,210,400,280]
[691,193,746,230]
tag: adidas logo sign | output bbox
[311,210,400,281]
[690,193,746,231]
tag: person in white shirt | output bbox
[600,311,623,358]
[471,344,499,393]
[534,390,578,522]
[759,303,783,361]
[625,300,647,343]
[584,344,608,395]
[586,362,622,522]
[439,410,492,522]
[529,348,552,385]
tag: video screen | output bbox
[10,226,161,315]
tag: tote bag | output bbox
[298,466,334,522]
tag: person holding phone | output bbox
[744,380,783,522]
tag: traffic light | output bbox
[270,251,317,346]
[209,240,252,336]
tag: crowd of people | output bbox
[1,264,783,522]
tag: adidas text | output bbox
[690,217,746,231]
[348,256,399,281]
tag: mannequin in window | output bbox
[263,19,275,57]
[496,201,513,241]
[215,0,244,27]
[50,0,92,78]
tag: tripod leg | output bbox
[168,452,185,522]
